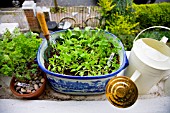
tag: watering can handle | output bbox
[134,26,170,43]
[130,70,141,82]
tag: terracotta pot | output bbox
[10,73,47,99]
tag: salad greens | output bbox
[47,27,121,76]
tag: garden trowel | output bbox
[36,10,52,62]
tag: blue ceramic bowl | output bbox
[37,30,128,95]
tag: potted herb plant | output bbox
[0,28,46,98]
[37,27,128,95]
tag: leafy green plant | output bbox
[98,0,139,51]
[112,0,133,15]
[105,13,139,51]
[45,27,122,76]
[98,0,139,32]
[0,28,42,81]
[134,2,170,28]
[118,34,135,51]
[98,0,115,19]
[106,13,139,36]
[98,0,133,17]
[138,30,170,41]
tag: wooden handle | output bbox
[37,12,50,40]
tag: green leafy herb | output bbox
[0,28,42,80]
[46,27,121,76]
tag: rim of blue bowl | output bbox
[37,30,128,80]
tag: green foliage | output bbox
[98,0,139,51]
[0,28,42,80]
[98,0,134,18]
[47,27,121,76]
[120,29,170,51]
[118,34,135,51]
[138,30,170,41]
[98,0,115,18]
[134,2,170,28]
[112,0,133,15]
[106,13,139,36]
[98,1,170,51]
[105,13,139,51]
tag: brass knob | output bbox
[106,76,138,108]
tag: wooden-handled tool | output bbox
[37,11,51,61]
[37,11,50,40]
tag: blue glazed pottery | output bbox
[37,30,128,95]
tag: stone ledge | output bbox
[0,97,170,113]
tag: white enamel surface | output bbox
[160,36,168,43]
[144,47,168,61]
[130,70,141,82]
[124,50,170,94]
[133,38,170,70]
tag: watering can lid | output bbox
[133,38,170,70]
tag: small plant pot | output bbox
[37,30,128,95]
[10,73,47,99]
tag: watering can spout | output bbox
[160,36,168,43]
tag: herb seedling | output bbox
[46,27,121,76]
[0,28,42,80]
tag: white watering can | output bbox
[124,26,170,95]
